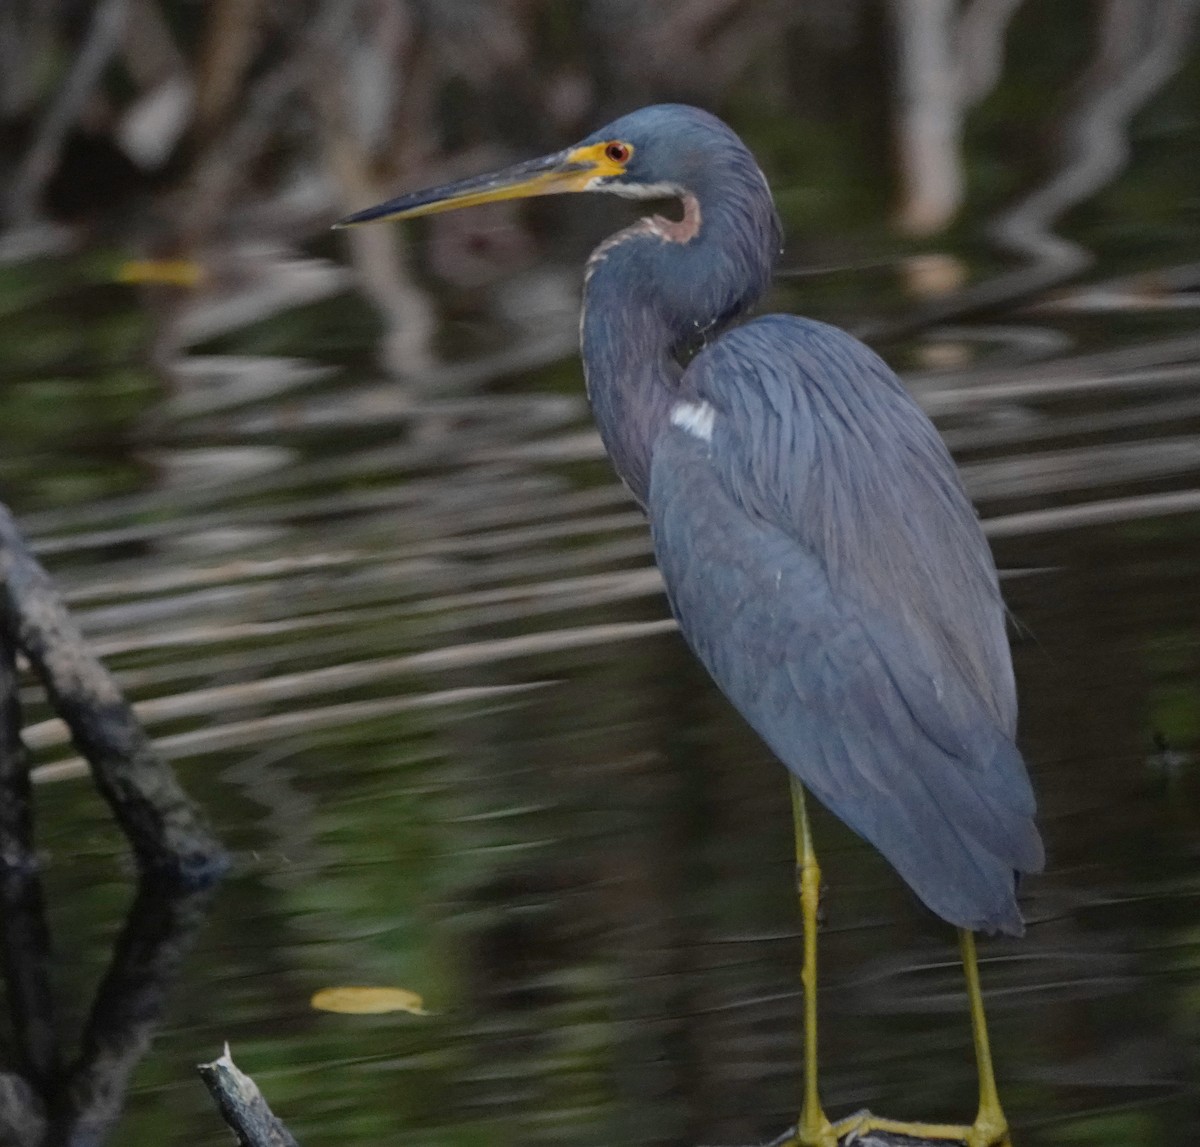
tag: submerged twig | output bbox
[743,1119,984,1147]
[198,1047,301,1147]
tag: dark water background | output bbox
[1,3,1199,1145]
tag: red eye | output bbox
[605,141,630,163]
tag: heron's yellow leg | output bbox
[828,932,1010,1147]
[790,779,837,1147]
[959,928,1011,1147]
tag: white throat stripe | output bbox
[584,178,684,200]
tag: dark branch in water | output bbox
[0,499,228,1143]
[0,502,226,881]
[0,634,59,1096]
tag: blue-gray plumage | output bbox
[341,102,1043,934]
[340,102,1044,932]
[575,107,1042,936]
[649,319,1041,934]
[338,101,1038,1143]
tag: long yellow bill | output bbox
[334,142,627,228]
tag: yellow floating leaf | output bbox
[311,986,428,1015]
[115,259,206,288]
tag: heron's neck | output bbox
[579,178,779,504]
[581,260,683,507]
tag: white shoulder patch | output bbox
[670,400,715,442]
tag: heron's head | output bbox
[335,104,777,238]
[337,105,782,334]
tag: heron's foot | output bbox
[791,1106,839,1147]
[831,1109,1010,1147]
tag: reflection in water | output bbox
[0,870,218,1146]
[47,878,219,1144]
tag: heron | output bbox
[337,104,1042,1147]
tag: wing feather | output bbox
[648,316,1042,934]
